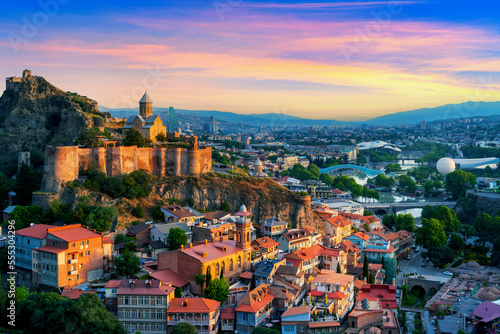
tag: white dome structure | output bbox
[239,204,247,213]
[437,158,456,175]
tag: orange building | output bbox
[156,205,253,295]
[31,224,107,288]
[167,298,221,334]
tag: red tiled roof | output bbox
[309,321,340,328]
[239,271,253,279]
[252,237,279,249]
[161,205,197,219]
[221,307,236,319]
[308,290,325,297]
[116,279,174,296]
[364,247,394,253]
[36,245,66,254]
[325,216,352,228]
[103,237,113,244]
[61,289,96,300]
[47,224,101,242]
[282,229,312,242]
[105,280,121,288]
[285,244,342,262]
[353,232,370,241]
[282,306,311,317]
[180,240,243,263]
[167,298,220,313]
[16,224,53,239]
[236,284,274,313]
[327,292,346,300]
[150,269,189,288]
[358,284,397,309]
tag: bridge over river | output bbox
[364,201,456,214]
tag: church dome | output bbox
[239,204,247,212]
[254,158,263,166]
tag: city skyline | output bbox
[1,0,499,120]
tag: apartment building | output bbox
[116,279,175,334]
[166,298,221,334]
[18,224,107,288]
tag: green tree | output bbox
[102,177,126,198]
[363,256,369,279]
[75,127,107,147]
[368,271,374,284]
[73,293,126,334]
[205,267,212,286]
[422,205,437,219]
[172,322,197,334]
[426,246,455,268]
[123,128,151,147]
[448,233,465,251]
[115,249,141,276]
[156,132,167,142]
[445,170,476,199]
[383,257,397,284]
[175,287,182,298]
[168,227,188,250]
[307,163,321,179]
[432,206,460,232]
[398,175,417,193]
[0,171,9,208]
[204,278,229,303]
[8,205,43,230]
[131,206,144,218]
[337,262,341,273]
[416,218,447,249]
[152,205,164,220]
[14,163,42,205]
[85,205,118,232]
[383,214,397,230]
[252,327,281,334]
[394,213,415,232]
[221,201,231,212]
[195,274,206,291]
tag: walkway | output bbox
[319,165,385,178]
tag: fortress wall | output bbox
[165,148,181,176]
[42,144,212,192]
[120,146,137,175]
[54,146,79,183]
[199,147,212,174]
[153,148,165,177]
[137,148,153,174]
[187,149,201,175]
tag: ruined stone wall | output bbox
[41,145,212,192]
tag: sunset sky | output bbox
[1,0,499,120]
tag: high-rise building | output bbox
[420,120,426,130]
[169,107,179,133]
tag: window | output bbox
[79,264,83,269]
[124,296,130,305]
[301,326,305,332]
[72,243,75,247]
[215,263,219,276]
[80,252,83,257]
[238,256,241,269]
[243,313,249,321]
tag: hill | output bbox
[101,106,344,127]
[0,71,105,174]
[364,101,500,125]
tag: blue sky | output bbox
[0,0,499,120]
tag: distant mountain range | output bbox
[102,100,500,127]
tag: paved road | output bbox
[396,249,449,288]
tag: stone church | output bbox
[121,92,167,142]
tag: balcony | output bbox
[68,270,78,275]
[68,259,78,264]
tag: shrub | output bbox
[131,206,144,218]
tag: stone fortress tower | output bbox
[6,69,31,92]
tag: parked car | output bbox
[396,291,401,298]
[443,271,453,277]
[421,262,426,267]
[406,255,411,260]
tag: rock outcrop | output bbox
[0,70,105,174]
[156,173,324,233]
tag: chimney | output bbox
[189,243,193,248]
[146,280,151,288]
[181,244,184,251]
[204,239,208,245]
[183,299,189,307]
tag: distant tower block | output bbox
[139,91,153,117]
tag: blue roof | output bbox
[319,165,385,178]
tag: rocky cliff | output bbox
[156,173,324,233]
[0,72,105,174]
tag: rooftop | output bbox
[167,298,220,313]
